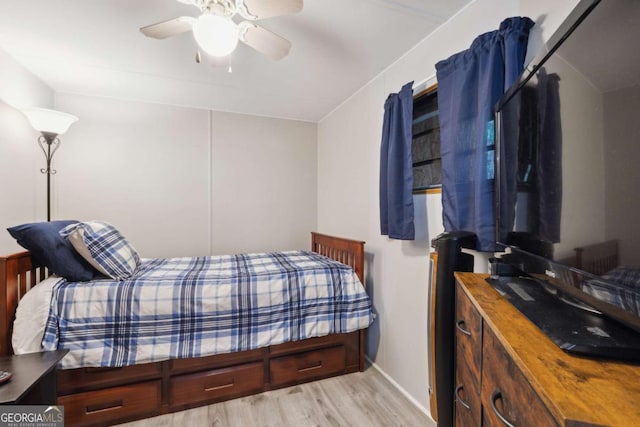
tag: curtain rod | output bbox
[414,74,437,94]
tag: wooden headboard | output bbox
[311,232,365,283]
[574,240,619,276]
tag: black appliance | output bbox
[429,231,476,427]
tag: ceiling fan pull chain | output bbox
[228,55,233,73]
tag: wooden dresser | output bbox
[454,272,640,427]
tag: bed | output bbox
[0,230,370,426]
[574,239,640,316]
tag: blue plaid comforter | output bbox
[42,251,373,369]
[581,266,640,316]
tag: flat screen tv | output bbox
[493,0,640,361]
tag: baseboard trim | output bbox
[364,355,435,424]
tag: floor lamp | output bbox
[22,108,78,222]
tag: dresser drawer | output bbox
[455,284,482,391]
[270,346,346,387]
[455,353,481,427]
[170,362,264,409]
[58,380,161,427]
[58,362,161,395]
[481,327,558,427]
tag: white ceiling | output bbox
[0,0,471,122]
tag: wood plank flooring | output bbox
[116,367,434,427]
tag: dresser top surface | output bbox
[456,272,640,427]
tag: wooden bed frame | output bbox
[574,239,619,275]
[0,232,367,426]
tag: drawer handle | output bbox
[490,389,516,427]
[86,400,124,415]
[456,320,472,336]
[205,380,235,392]
[298,361,323,373]
[454,384,470,410]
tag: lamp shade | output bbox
[22,108,78,135]
[193,14,239,57]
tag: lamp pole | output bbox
[38,132,61,222]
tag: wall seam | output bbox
[209,110,214,255]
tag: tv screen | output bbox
[494,0,640,337]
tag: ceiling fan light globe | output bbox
[193,14,239,57]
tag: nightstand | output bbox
[0,350,68,405]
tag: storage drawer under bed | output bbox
[170,361,265,410]
[57,362,161,395]
[270,345,346,387]
[58,380,161,427]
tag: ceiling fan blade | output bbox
[140,16,196,39]
[239,22,291,60]
[176,0,212,10]
[237,0,303,20]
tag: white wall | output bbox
[53,93,211,258]
[317,0,581,414]
[211,111,317,254]
[0,47,53,253]
[0,48,52,110]
[52,95,317,258]
[1,66,317,259]
[0,100,41,253]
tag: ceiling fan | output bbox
[140,0,303,61]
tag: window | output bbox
[412,86,441,192]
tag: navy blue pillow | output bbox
[7,220,98,282]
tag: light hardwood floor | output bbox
[116,367,434,427]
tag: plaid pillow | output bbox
[60,221,140,280]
